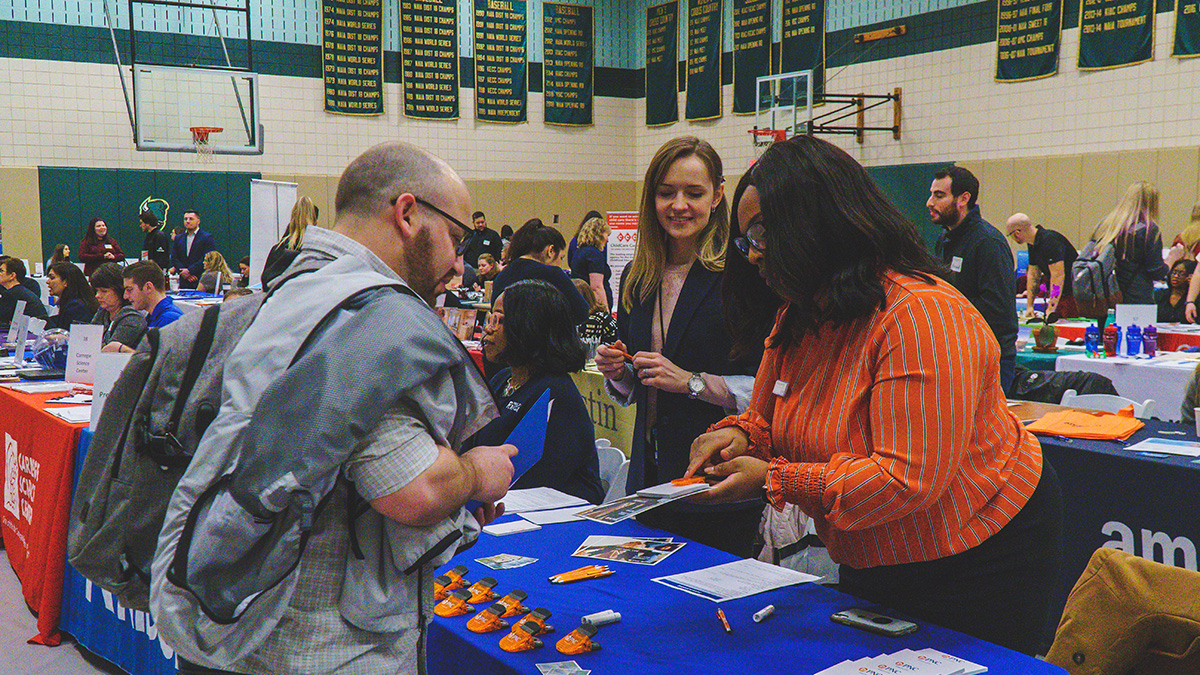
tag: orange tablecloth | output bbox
[0,386,88,645]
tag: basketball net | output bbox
[189,126,223,163]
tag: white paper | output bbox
[520,505,588,525]
[65,323,103,384]
[917,648,987,674]
[1125,437,1200,457]
[10,309,30,365]
[34,262,43,276]
[26,317,46,337]
[91,352,133,429]
[482,520,542,536]
[6,300,26,343]
[652,558,819,602]
[2,381,76,393]
[501,487,589,513]
[46,406,93,424]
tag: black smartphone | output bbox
[830,608,918,637]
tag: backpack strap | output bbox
[109,327,160,482]
[139,305,221,468]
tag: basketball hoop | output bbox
[748,127,787,156]
[189,126,223,162]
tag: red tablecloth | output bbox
[0,386,87,646]
[468,348,484,372]
[1054,323,1200,351]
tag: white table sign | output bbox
[65,324,103,384]
[91,352,132,429]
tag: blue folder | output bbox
[465,388,550,513]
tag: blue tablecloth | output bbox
[59,430,178,675]
[1037,419,1200,641]
[430,518,1063,675]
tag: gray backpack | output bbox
[68,294,265,611]
[1072,239,1122,318]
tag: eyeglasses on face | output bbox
[390,195,471,256]
[733,222,766,258]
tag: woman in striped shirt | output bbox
[688,136,1063,655]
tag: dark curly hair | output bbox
[494,279,585,376]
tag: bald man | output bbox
[1006,213,1077,320]
[163,142,516,675]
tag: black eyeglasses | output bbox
[733,222,767,258]
[391,195,471,256]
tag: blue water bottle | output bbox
[1126,324,1142,357]
[1143,324,1157,357]
[1085,324,1101,358]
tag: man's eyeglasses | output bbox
[391,195,471,256]
[733,222,767,258]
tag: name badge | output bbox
[506,400,523,412]
[950,256,963,273]
[104,244,113,249]
[772,380,789,397]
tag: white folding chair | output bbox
[595,443,625,493]
[1060,388,1154,418]
[602,460,629,504]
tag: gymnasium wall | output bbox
[3,0,1200,264]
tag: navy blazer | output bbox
[616,262,762,502]
[171,229,217,287]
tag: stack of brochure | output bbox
[815,648,986,675]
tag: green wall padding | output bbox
[866,161,949,253]
[38,167,261,271]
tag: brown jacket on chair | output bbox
[1046,546,1200,675]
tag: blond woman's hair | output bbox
[621,136,728,312]
[577,217,611,249]
[203,250,234,288]
[1092,182,1160,256]
[282,196,318,250]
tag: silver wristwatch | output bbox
[687,372,707,399]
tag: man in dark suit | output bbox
[0,257,48,326]
[169,209,217,289]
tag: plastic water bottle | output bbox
[1126,324,1142,357]
[1085,324,1101,358]
[1103,323,1121,357]
[1143,324,1157,357]
[1106,308,1117,329]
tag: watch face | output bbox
[688,374,704,395]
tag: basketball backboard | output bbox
[133,65,262,154]
[750,70,813,153]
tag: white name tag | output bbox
[104,243,113,249]
[950,256,963,273]
[772,380,789,397]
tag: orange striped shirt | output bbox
[716,271,1043,569]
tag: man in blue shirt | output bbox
[123,260,183,328]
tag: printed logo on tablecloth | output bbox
[4,434,19,519]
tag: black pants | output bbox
[636,503,762,559]
[838,461,1064,656]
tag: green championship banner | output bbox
[996,0,1062,81]
[400,0,459,119]
[732,0,770,114]
[474,0,527,123]
[322,0,384,115]
[780,0,824,100]
[1174,0,1200,57]
[1078,0,1154,70]
[543,3,593,126]
[685,0,722,121]
[645,1,679,127]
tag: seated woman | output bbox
[197,251,235,294]
[573,278,619,345]
[89,262,147,352]
[1157,259,1195,323]
[46,261,100,329]
[491,219,588,324]
[466,279,602,504]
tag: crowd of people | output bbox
[28,134,1187,673]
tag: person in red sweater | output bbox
[79,217,125,276]
[687,136,1063,656]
